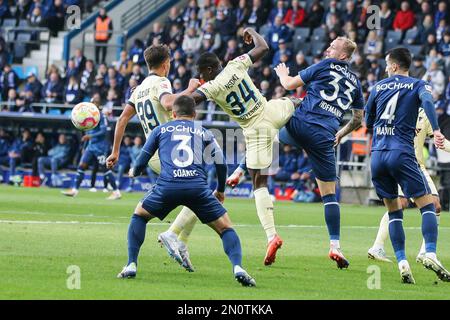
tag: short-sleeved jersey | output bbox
[296,58,364,132]
[365,75,432,153]
[142,119,224,189]
[128,74,173,138]
[196,54,266,128]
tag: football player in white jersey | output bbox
[106,44,201,275]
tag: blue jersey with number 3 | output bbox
[142,120,224,188]
[296,58,364,132]
[365,75,432,153]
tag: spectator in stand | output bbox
[7,128,33,183]
[235,0,249,29]
[283,0,305,29]
[446,76,450,102]
[272,85,286,99]
[434,1,448,29]
[185,8,201,30]
[0,64,19,101]
[64,59,79,83]
[268,144,298,195]
[290,52,309,77]
[246,0,266,30]
[165,6,183,32]
[305,0,324,29]
[71,48,86,75]
[201,8,216,30]
[116,135,132,191]
[108,77,123,102]
[15,0,31,22]
[324,12,342,35]
[172,78,183,93]
[413,14,435,45]
[368,59,383,80]
[438,31,450,57]
[267,15,292,50]
[80,59,95,96]
[422,61,446,95]
[91,75,108,102]
[104,88,119,115]
[94,7,113,64]
[46,0,65,36]
[364,30,383,60]
[272,38,291,67]
[174,64,191,89]
[436,19,449,43]
[0,38,9,71]
[0,0,10,23]
[268,0,286,25]
[146,22,166,48]
[167,24,184,47]
[379,0,394,36]
[128,38,145,66]
[182,27,202,55]
[222,38,240,63]
[64,75,82,104]
[27,5,43,27]
[351,54,369,80]
[105,66,124,89]
[215,7,236,44]
[260,80,272,99]
[421,33,437,56]
[410,56,427,79]
[393,1,415,32]
[198,0,213,19]
[97,63,108,78]
[200,22,221,52]
[115,50,133,77]
[365,72,377,92]
[38,133,70,187]
[342,0,359,25]
[425,48,445,70]
[5,89,17,111]
[129,136,157,189]
[181,0,199,25]
[42,71,64,104]
[356,0,371,30]
[31,132,47,177]
[124,77,137,102]
[169,49,185,81]
[291,150,315,202]
[128,64,144,85]
[415,1,433,28]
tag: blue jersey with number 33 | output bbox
[296,58,364,132]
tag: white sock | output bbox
[398,259,410,271]
[373,211,389,250]
[330,240,340,249]
[253,187,277,241]
[168,206,197,237]
[233,265,245,274]
[425,252,437,260]
[163,230,178,240]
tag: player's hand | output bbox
[243,27,254,44]
[334,130,345,147]
[213,190,225,203]
[274,63,290,78]
[188,78,201,92]
[81,135,91,142]
[106,153,118,169]
[433,130,445,149]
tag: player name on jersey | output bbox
[319,100,343,118]
[376,126,395,136]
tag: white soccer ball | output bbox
[71,102,100,131]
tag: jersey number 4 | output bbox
[320,71,356,110]
[225,80,257,116]
[380,91,400,124]
[136,99,160,135]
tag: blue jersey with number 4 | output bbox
[365,75,432,153]
[296,58,364,132]
[141,120,224,188]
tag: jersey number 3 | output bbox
[136,99,160,135]
[320,71,356,110]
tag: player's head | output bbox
[385,47,411,77]
[324,37,357,61]
[91,92,102,108]
[172,95,196,119]
[144,44,171,76]
[196,52,223,82]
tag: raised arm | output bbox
[243,27,269,64]
[106,104,136,168]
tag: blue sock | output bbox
[127,214,148,265]
[220,228,242,268]
[74,169,84,189]
[420,203,438,253]
[105,170,118,190]
[388,209,406,261]
[322,194,340,240]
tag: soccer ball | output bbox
[71,102,100,131]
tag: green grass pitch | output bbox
[1,185,449,300]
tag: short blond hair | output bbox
[336,37,357,59]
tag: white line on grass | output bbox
[0,219,449,230]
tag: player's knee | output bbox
[400,197,409,209]
[434,199,441,214]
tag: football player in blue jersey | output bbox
[117,95,256,287]
[263,37,364,269]
[365,47,449,284]
[62,95,121,199]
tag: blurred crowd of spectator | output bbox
[1,0,450,200]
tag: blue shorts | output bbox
[141,186,227,224]
[371,150,431,200]
[80,148,107,166]
[281,118,336,182]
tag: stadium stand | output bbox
[0,0,449,204]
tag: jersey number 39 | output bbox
[136,99,160,135]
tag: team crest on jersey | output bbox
[160,82,169,89]
[237,55,246,61]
